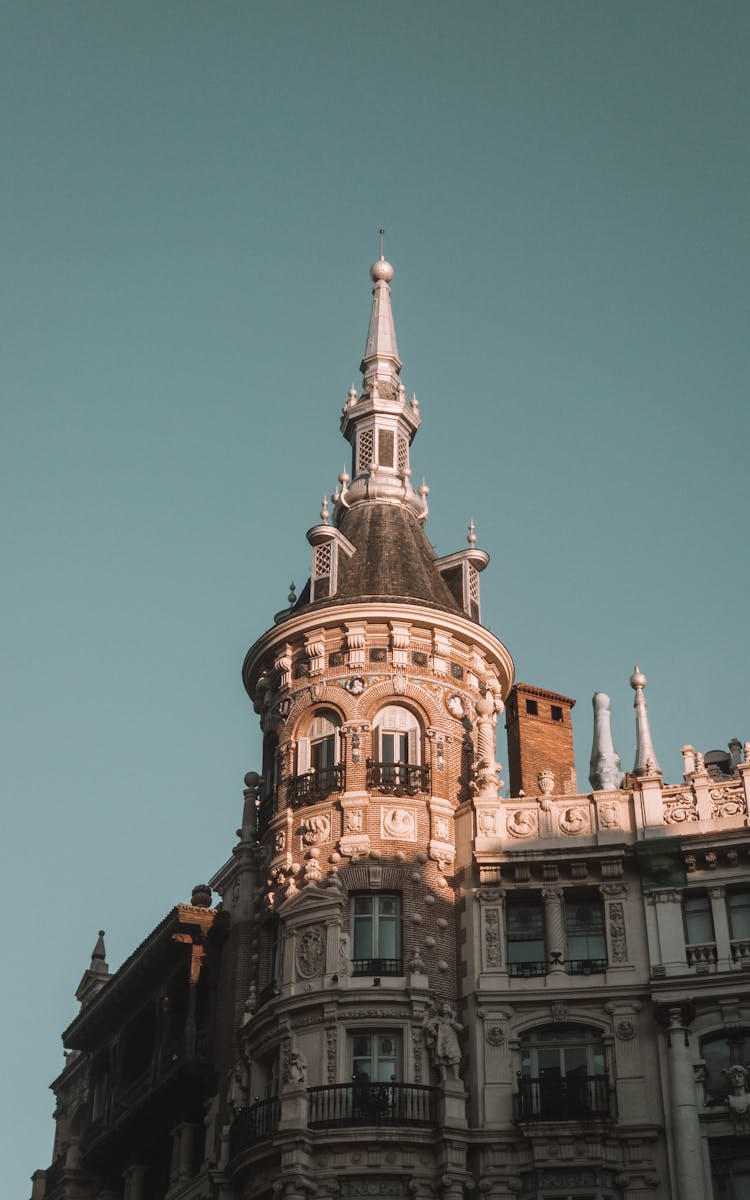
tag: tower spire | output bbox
[630,666,661,776]
[337,251,425,523]
[589,692,624,790]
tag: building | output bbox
[33,256,750,1200]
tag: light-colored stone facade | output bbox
[34,259,750,1200]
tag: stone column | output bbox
[177,1122,196,1183]
[542,887,565,972]
[123,1166,147,1200]
[665,1007,705,1200]
[168,1125,181,1188]
[648,889,688,975]
[709,885,732,968]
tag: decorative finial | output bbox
[91,931,107,963]
[589,693,625,791]
[630,666,661,777]
[411,392,419,411]
[379,228,385,258]
[467,520,476,547]
[288,581,297,606]
[347,385,357,406]
[320,495,330,524]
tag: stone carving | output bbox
[227,1061,247,1110]
[507,808,538,838]
[422,1001,462,1081]
[725,1065,750,1132]
[484,908,502,967]
[550,1002,567,1023]
[344,676,366,695]
[477,809,497,836]
[559,806,589,835]
[339,930,352,976]
[345,810,363,833]
[663,792,698,823]
[382,808,416,840]
[538,770,555,795]
[711,785,747,818]
[296,925,325,978]
[434,816,450,841]
[609,902,627,962]
[615,1019,636,1040]
[287,1049,307,1085]
[275,830,286,852]
[485,1023,505,1047]
[597,801,620,829]
[301,814,331,845]
[326,1029,337,1083]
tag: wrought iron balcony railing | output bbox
[366,761,431,796]
[566,958,608,975]
[229,1097,280,1157]
[309,1082,439,1128]
[351,957,403,976]
[508,960,548,977]
[514,1074,612,1122]
[287,765,346,807]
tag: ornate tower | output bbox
[235,253,514,1200]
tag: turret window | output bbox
[358,428,374,472]
[351,894,402,974]
[290,710,345,805]
[378,428,395,467]
[368,706,429,795]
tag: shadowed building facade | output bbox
[33,258,750,1200]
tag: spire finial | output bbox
[379,227,385,258]
[288,580,297,606]
[320,495,330,524]
[467,520,476,547]
[589,693,625,790]
[630,666,661,777]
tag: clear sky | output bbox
[2,1,748,1190]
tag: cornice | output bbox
[243,601,514,699]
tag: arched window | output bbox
[369,706,428,795]
[291,710,344,804]
[517,1025,610,1121]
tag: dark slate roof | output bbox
[293,503,463,616]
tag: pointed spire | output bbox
[630,666,661,776]
[361,255,402,387]
[75,930,110,1007]
[589,693,624,790]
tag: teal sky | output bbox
[3,2,748,1189]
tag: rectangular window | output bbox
[378,429,395,467]
[525,698,538,716]
[551,704,563,722]
[351,895,402,974]
[506,897,547,976]
[684,895,715,945]
[564,897,607,972]
[351,1031,401,1082]
[728,891,750,941]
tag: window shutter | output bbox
[407,727,419,765]
[297,738,311,773]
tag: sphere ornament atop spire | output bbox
[630,666,647,691]
[370,257,395,283]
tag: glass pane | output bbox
[729,893,750,939]
[685,896,714,943]
[377,914,399,959]
[312,735,335,770]
[353,912,373,959]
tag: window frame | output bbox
[350,893,403,975]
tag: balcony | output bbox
[686,942,718,968]
[308,1082,439,1128]
[287,765,346,807]
[352,958,403,976]
[731,938,750,966]
[508,961,548,978]
[366,761,431,797]
[514,1074,612,1122]
[229,1097,280,1157]
[566,958,608,975]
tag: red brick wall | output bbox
[505,683,577,797]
